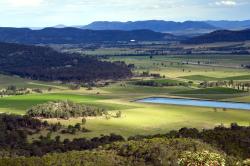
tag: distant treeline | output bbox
[0,42,132,82]
[134,80,188,87]
[0,85,43,97]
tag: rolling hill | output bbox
[0,42,132,82]
[183,29,250,44]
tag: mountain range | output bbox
[80,20,250,35]
[1,20,250,44]
[81,20,216,35]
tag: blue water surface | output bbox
[137,97,250,110]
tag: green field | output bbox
[180,74,250,81]
[0,54,250,140]
[179,75,220,81]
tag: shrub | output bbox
[115,111,122,118]
[178,151,225,166]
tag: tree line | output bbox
[0,85,43,97]
[200,80,250,91]
[134,80,189,87]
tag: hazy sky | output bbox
[0,0,250,27]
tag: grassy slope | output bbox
[175,87,244,94]
[179,75,220,81]
[33,94,250,139]
[0,74,68,89]
[180,74,250,81]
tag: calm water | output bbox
[137,97,250,110]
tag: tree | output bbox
[82,118,86,125]
[7,85,17,91]
[55,136,61,143]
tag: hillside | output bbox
[183,29,250,44]
[82,20,216,33]
[0,42,132,82]
[0,27,175,44]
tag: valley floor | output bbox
[0,54,250,140]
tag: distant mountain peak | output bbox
[53,24,67,28]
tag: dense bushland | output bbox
[0,114,48,149]
[0,114,124,157]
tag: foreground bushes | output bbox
[0,114,48,148]
[129,124,250,159]
[0,150,132,166]
[0,138,230,166]
[104,138,229,166]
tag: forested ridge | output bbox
[0,27,171,44]
[183,29,250,44]
[0,42,132,82]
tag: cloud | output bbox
[215,0,237,6]
[6,0,44,7]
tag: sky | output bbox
[0,0,250,27]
